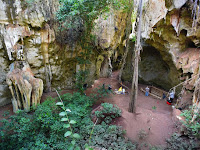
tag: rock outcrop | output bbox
[7,61,43,112]
[123,0,200,92]
[0,0,129,106]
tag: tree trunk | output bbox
[118,0,134,83]
[128,0,143,113]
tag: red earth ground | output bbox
[85,71,179,149]
[0,71,181,149]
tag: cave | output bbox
[120,42,179,90]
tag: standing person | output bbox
[145,86,150,96]
[169,90,175,102]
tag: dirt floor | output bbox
[85,71,179,149]
[0,71,179,149]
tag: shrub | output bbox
[180,106,200,138]
[95,103,122,124]
[165,133,198,150]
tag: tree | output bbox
[128,0,143,113]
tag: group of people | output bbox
[145,86,175,105]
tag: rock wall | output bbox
[0,0,128,106]
[123,0,200,91]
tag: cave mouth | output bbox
[112,43,178,91]
[138,46,172,90]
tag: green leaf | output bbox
[61,118,68,121]
[68,144,74,150]
[69,120,76,124]
[56,102,63,106]
[75,146,81,150]
[71,140,76,145]
[73,133,80,139]
[64,131,72,137]
[59,112,67,116]
[66,109,71,112]
[63,124,70,128]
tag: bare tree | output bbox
[128,0,143,113]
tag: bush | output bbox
[165,133,198,150]
[180,106,200,138]
[0,97,68,150]
[95,103,121,124]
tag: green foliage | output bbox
[2,110,10,117]
[90,84,112,100]
[75,70,89,94]
[56,98,81,150]
[0,92,136,150]
[152,106,157,110]
[180,106,200,138]
[131,35,136,42]
[80,122,136,150]
[165,133,198,150]
[57,0,118,28]
[0,97,69,150]
[95,103,121,124]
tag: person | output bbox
[83,83,88,90]
[167,97,172,105]
[162,93,166,99]
[167,90,175,105]
[145,86,149,96]
[122,88,125,94]
[108,85,112,91]
[169,90,175,102]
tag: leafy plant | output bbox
[165,133,198,150]
[2,110,10,117]
[152,106,157,110]
[95,103,121,124]
[90,84,112,101]
[75,70,89,94]
[0,97,68,150]
[56,90,81,150]
[180,106,200,138]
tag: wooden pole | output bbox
[128,0,143,113]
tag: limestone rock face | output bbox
[142,0,168,39]
[94,10,127,50]
[0,0,129,106]
[93,10,128,78]
[6,61,43,112]
[0,41,11,106]
[123,0,200,91]
[176,48,200,90]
